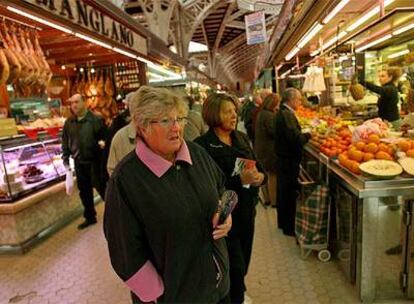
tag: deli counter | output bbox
[303,144,414,302]
[0,131,85,254]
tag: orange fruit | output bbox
[368,134,381,144]
[350,161,361,175]
[338,153,348,166]
[398,140,411,152]
[386,146,394,156]
[355,141,366,151]
[376,151,393,160]
[364,142,379,154]
[363,152,375,162]
[407,149,414,158]
[349,150,364,162]
[378,143,389,152]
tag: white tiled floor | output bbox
[0,203,411,304]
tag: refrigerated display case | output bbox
[0,132,66,203]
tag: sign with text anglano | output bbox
[245,12,266,45]
[22,0,147,55]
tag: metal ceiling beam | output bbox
[226,21,245,30]
[213,2,235,52]
[124,1,141,9]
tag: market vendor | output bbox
[359,67,402,128]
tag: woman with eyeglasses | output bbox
[195,93,266,304]
[104,86,231,304]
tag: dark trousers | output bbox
[276,159,300,235]
[227,208,255,304]
[75,161,106,221]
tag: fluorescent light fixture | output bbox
[75,33,112,49]
[7,6,73,33]
[149,72,164,79]
[355,34,392,52]
[297,22,323,48]
[388,49,409,59]
[137,57,181,79]
[323,0,351,24]
[189,41,208,53]
[113,47,136,59]
[365,52,376,58]
[285,47,300,61]
[323,31,347,49]
[310,50,320,57]
[169,45,177,54]
[393,23,414,35]
[281,69,292,78]
[346,0,395,32]
[136,56,153,65]
[149,76,183,83]
[152,65,181,78]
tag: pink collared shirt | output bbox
[135,138,193,177]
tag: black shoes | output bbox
[77,218,97,230]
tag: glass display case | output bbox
[0,131,65,203]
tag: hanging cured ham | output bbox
[104,69,114,96]
[0,45,9,85]
[0,27,19,84]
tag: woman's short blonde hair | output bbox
[131,86,188,135]
[202,93,238,128]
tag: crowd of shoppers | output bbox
[62,84,310,303]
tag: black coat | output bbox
[104,142,229,303]
[195,129,266,236]
[62,111,106,165]
[274,105,310,163]
[362,81,400,122]
[254,109,277,172]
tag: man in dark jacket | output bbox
[62,94,107,229]
[274,88,311,236]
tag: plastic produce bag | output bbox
[351,118,389,142]
[65,169,74,195]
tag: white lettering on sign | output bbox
[22,0,147,55]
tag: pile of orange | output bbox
[296,105,317,119]
[338,134,399,175]
[317,128,352,158]
[397,140,414,157]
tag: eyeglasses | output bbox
[150,117,188,128]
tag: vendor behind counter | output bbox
[359,67,402,128]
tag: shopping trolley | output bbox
[295,159,332,262]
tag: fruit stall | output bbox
[297,104,414,302]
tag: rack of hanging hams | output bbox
[0,20,52,97]
[71,67,117,125]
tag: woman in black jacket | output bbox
[195,93,266,304]
[361,67,402,127]
[254,93,280,207]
